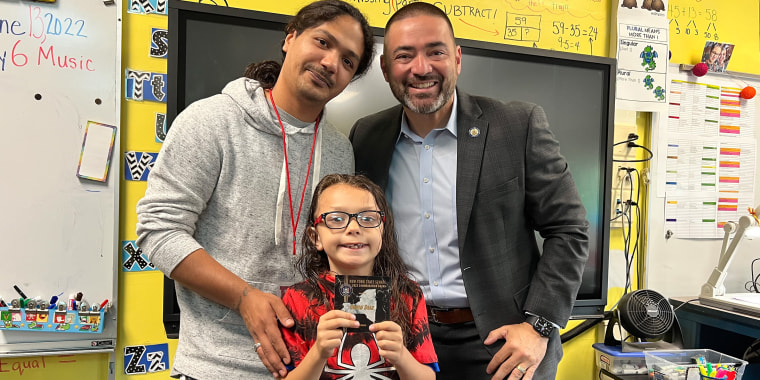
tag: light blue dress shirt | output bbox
[386,94,469,308]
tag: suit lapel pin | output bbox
[469,127,480,137]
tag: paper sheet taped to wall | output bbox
[76,121,117,182]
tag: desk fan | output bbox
[604,289,683,352]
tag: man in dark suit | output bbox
[349,3,589,380]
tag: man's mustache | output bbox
[305,64,335,88]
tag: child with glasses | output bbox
[279,174,438,380]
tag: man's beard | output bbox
[390,75,455,115]
[296,63,336,103]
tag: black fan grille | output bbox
[619,289,674,338]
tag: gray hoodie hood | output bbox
[222,77,320,136]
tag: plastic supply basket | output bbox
[643,349,747,380]
[593,343,648,375]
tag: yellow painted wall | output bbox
[668,0,760,75]
[5,1,757,379]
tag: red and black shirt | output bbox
[281,274,438,379]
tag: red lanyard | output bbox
[268,90,320,255]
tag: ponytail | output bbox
[243,60,281,89]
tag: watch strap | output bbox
[525,314,555,337]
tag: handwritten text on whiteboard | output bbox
[0,6,95,72]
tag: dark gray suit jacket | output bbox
[349,90,590,378]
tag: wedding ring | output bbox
[254,342,262,351]
[516,364,527,374]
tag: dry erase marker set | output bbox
[0,286,109,333]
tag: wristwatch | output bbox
[525,315,555,337]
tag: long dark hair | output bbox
[245,0,374,89]
[297,174,421,344]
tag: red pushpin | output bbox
[740,86,756,99]
[692,62,708,77]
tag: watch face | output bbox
[530,316,553,337]
[537,320,551,335]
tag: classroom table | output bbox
[670,296,760,379]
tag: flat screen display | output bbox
[166,0,614,336]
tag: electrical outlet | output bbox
[612,124,637,161]
[610,169,634,229]
[610,191,623,229]
[610,166,633,193]
[610,192,632,229]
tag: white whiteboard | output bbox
[0,0,121,355]
[646,64,760,299]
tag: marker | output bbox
[49,292,62,305]
[13,285,27,299]
[75,292,83,302]
[0,298,6,307]
[99,299,109,310]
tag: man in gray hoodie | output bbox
[136,1,374,379]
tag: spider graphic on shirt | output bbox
[323,332,396,380]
